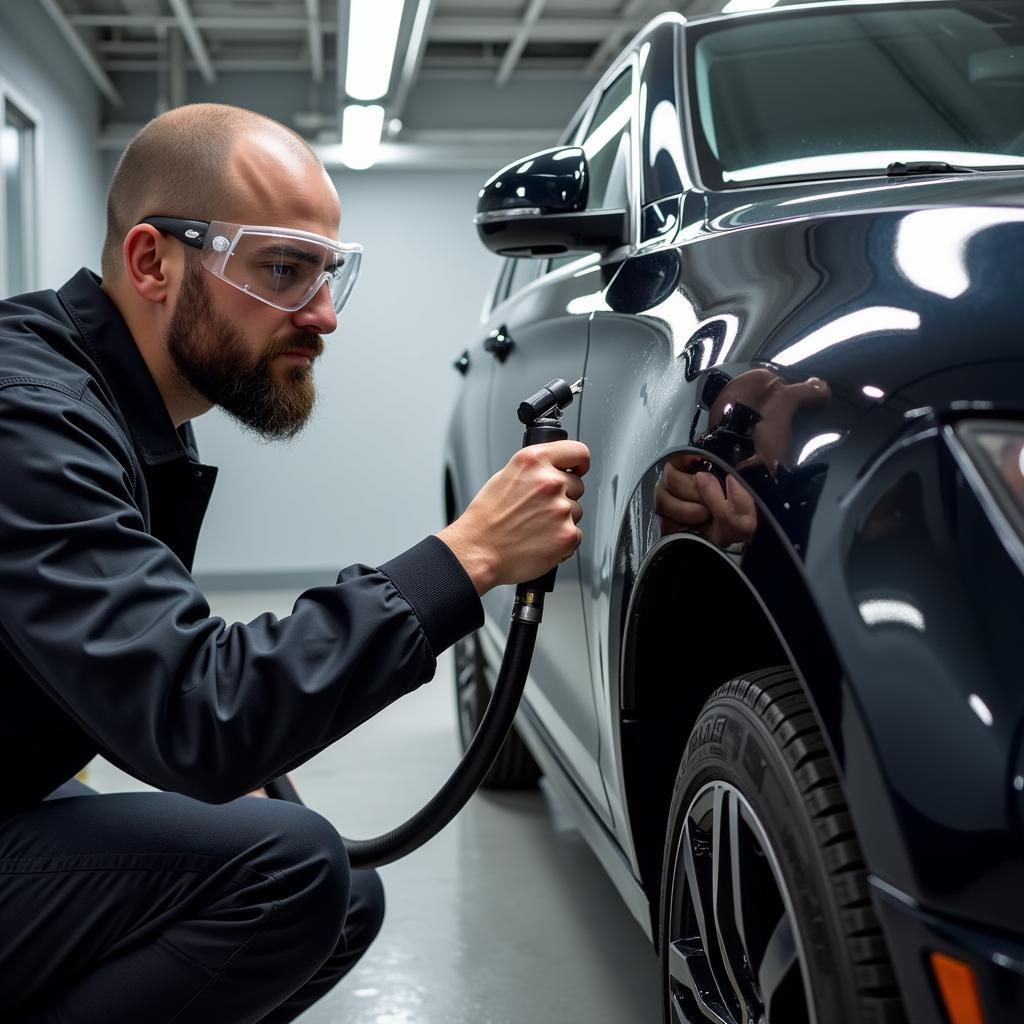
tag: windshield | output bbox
[688,2,1024,188]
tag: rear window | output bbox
[689,2,1024,188]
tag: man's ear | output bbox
[122,225,179,304]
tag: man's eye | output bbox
[267,263,296,279]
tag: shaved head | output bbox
[101,103,323,281]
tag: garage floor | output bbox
[88,589,661,1023]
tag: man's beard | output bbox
[166,261,323,441]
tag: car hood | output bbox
[699,171,1024,412]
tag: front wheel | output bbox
[660,667,905,1024]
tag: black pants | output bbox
[0,780,384,1022]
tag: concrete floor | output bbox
[87,589,661,1024]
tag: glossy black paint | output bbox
[446,5,1024,1019]
[475,146,630,258]
[476,146,589,218]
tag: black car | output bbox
[444,3,1024,1021]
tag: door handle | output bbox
[483,325,515,363]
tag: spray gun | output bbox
[268,374,588,867]
[512,377,585,625]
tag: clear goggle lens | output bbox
[201,222,363,314]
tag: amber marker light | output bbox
[930,951,985,1024]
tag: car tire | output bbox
[659,667,905,1024]
[453,630,541,789]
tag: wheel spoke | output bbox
[682,818,714,961]
[455,643,479,740]
[757,912,798,1015]
[668,941,734,1024]
[680,793,741,1022]
[711,788,757,1021]
[667,781,815,1024]
[728,796,755,979]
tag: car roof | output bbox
[684,0,965,29]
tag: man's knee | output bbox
[249,799,351,960]
[345,868,385,955]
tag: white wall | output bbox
[191,168,503,579]
[0,5,515,581]
[0,5,105,287]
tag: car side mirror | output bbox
[475,146,629,258]
[605,248,682,314]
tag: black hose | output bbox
[263,404,577,868]
[341,613,538,867]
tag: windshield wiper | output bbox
[886,160,977,176]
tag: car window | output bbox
[640,28,686,203]
[582,67,634,212]
[502,257,541,301]
[689,2,1024,188]
[544,254,581,276]
[535,72,633,279]
[560,99,591,147]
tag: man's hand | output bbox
[656,453,757,547]
[437,440,591,595]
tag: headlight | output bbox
[954,421,1024,540]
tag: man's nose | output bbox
[292,280,337,335]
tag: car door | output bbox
[482,61,638,824]
[574,24,700,852]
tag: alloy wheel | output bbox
[666,781,816,1024]
[454,634,481,745]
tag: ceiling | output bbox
[36,0,787,167]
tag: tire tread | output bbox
[714,668,906,1023]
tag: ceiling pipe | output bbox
[305,0,324,84]
[391,0,437,121]
[496,0,547,86]
[37,0,124,107]
[167,0,216,84]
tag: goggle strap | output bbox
[140,217,210,249]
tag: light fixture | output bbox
[954,421,1024,544]
[346,0,406,102]
[929,952,985,1024]
[341,104,385,170]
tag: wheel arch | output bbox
[617,531,851,945]
[444,466,458,526]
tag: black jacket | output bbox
[0,269,483,809]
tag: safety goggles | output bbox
[139,217,363,314]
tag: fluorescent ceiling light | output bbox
[722,0,780,12]
[341,104,385,170]
[347,0,405,101]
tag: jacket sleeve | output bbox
[0,382,483,802]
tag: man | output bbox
[0,103,589,1022]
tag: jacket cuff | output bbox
[375,535,484,656]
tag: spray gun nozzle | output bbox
[517,377,586,426]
